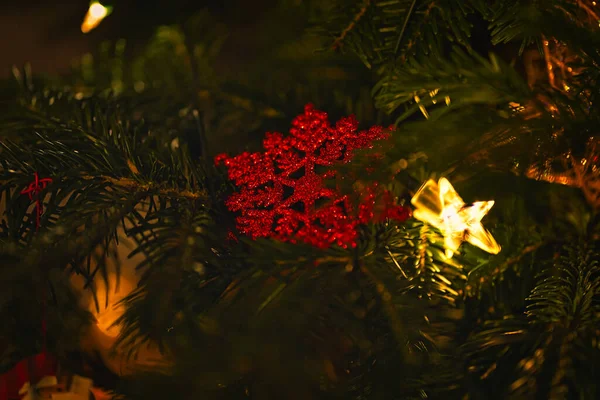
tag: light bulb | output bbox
[81,2,110,33]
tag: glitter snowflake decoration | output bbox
[216,104,410,248]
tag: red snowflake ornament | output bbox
[216,104,410,248]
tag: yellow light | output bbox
[411,178,501,258]
[81,2,109,33]
[90,2,107,18]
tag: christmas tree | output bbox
[1,0,600,399]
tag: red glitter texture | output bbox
[216,104,410,248]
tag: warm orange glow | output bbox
[93,267,138,338]
[70,245,140,339]
[81,2,109,33]
[67,209,173,377]
[94,300,128,338]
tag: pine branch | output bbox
[0,90,211,199]
[463,243,600,399]
[315,0,476,66]
[486,0,600,54]
[358,221,467,310]
[112,204,223,357]
[373,48,532,124]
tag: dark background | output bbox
[0,0,279,78]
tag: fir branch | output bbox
[373,49,532,124]
[316,0,475,66]
[374,222,465,304]
[463,244,600,398]
[112,205,223,357]
[486,0,600,53]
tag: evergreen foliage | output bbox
[1,0,600,399]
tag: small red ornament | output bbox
[0,173,57,400]
[216,104,411,248]
[19,172,52,343]
[20,173,53,352]
[20,172,53,230]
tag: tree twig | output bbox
[80,175,208,200]
[578,0,600,22]
[332,0,371,51]
[499,241,545,270]
[394,0,418,57]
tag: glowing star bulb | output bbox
[81,1,111,33]
[411,177,501,258]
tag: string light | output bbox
[411,178,501,258]
[81,1,112,33]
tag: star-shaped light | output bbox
[410,178,501,258]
